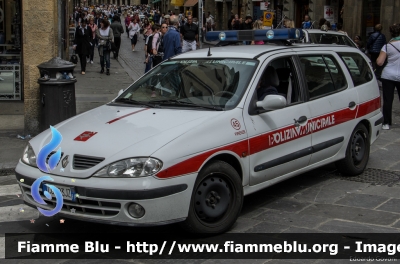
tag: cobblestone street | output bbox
[118,31,146,81]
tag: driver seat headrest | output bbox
[262,66,280,88]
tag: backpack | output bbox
[157,34,164,54]
[145,34,154,54]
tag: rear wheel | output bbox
[181,160,243,233]
[335,123,370,176]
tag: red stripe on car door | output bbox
[156,97,381,179]
[156,140,249,179]
[356,97,380,118]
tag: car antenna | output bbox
[207,46,212,56]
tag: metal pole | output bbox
[58,0,63,58]
[199,0,203,48]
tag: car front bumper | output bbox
[15,160,197,226]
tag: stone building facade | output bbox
[22,0,66,134]
[166,0,396,44]
[343,0,399,43]
[151,0,396,47]
[202,0,344,31]
[0,0,70,134]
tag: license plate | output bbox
[42,183,76,202]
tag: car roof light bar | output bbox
[205,28,303,42]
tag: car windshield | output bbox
[115,58,258,110]
[308,33,357,48]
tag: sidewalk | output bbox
[0,34,145,169]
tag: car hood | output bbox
[29,105,224,178]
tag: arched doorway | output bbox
[294,0,309,28]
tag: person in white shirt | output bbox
[128,17,140,51]
[95,19,114,75]
[376,23,400,130]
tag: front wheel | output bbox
[335,123,370,176]
[181,161,243,233]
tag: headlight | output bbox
[93,157,163,178]
[266,30,274,39]
[219,32,226,41]
[21,144,37,167]
[295,29,300,38]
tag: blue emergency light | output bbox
[205,28,303,42]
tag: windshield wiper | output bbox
[151,99,223,111]
[114,98,159,108]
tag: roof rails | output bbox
[205,28,303,45]
[213,40,296,47]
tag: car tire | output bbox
[335,123,370,176]
[181,160,243,233]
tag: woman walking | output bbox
[88,17,98,64]
[73,19,92,75]
[377,23,400,130]
[142,18,152,41]
[125,12,131,38]
[110,15,124,60]
[128,17,140,51]
[96,19,114,75]
[144,24,160,73]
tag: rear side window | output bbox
[299,55,347,99]
[308,33,356,48]
[338,53,373,86]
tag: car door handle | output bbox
[294,116,307,126]
[348,101,356,108]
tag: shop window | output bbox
[0,0,22,100]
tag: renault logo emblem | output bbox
[62,155,69,168]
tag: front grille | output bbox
[22,185,121,217]
[73,154,104,170]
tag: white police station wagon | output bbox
[16,29,383,233]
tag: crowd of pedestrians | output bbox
[348,22,400,132]
[72,4,210,75]
[122,8,207,72]
[349,22,400,131]
[72,5,124,76]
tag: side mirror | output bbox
[256,95,286,111]
[117,89,124,96]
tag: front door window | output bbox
[245,55,311,186]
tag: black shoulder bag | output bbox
[105,39,117,51]
[105,29,117,51]
[69,50,78,64]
